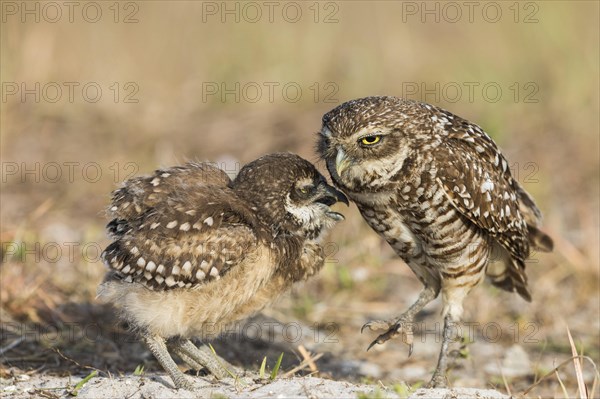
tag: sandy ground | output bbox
[1,374,509,399]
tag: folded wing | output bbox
[102,162,265,290]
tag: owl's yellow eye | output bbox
[361,135,381,146]
[299,188,308,194]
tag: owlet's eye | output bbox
[296,185,313,197]
[360,135,382,146]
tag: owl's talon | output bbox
[366,339,378,351]
[363,318,414,355]
[361,319,394,333]
[365,326,399,350]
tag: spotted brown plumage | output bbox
[103,163,264,289]
[98,153,348,390]
[317,96,552,387]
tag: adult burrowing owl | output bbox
[317,96,553,387]
[98,153,348,390]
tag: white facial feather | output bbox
[284,194,337,241]
[285,194,318,224]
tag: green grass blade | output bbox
[259,356,267,379]
[207,343,238,380]
[270,353,284,380]
[69,370,98,396]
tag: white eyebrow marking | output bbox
[296,177,313,188]
[321,127,332,137]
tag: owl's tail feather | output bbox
[527,224,553,253]
[517,185,553,253]
[489,258,532,302]
[487,244,532,302]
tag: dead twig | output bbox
[0,336,25,356]
[297,345,318,373]
[567,326,588,399]
[281,352,324,378]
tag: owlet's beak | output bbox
[315,182,349,221]
[315,183,349,207]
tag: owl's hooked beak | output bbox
[315,183,349,207]
[314,182,349,221]
[335,148,352,177]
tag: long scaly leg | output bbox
[196,343,239,373]
[169,338,234,379]
[428,314,455,388]
[362,285,438,354]
[171,349,205,373]
[142,334,194,390]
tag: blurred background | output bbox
[1,1,598,397]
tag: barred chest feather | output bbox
[353,181,487,277]
[359,203,421,256]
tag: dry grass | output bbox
[1,2,599,398]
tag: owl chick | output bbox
[317,96,553,387]
[97,153,348,390]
